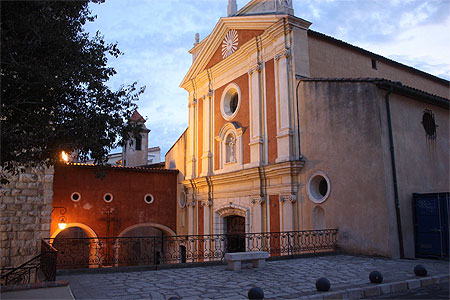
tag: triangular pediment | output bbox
[180,14,286,89]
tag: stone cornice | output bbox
[181,160,304,189]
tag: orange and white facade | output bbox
[166,0,449,258]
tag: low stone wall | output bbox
[0,166,54,268]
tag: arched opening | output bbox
[52,226,91,269]
[116,223,176,266]
[225,215,246,252]
[313,206,325,230]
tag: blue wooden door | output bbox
[413,193,449,258]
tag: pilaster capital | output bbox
[187,200,196,207]
[251,196,265,205]
[248,63,262,75]
[201,199,212,207]
[188,99,198,108]
[275,48,291,61]
[279,194,296,203]
[208,89,214,97]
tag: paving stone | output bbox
[363,286,380,297]
[406,279,421,289]
[390,282,408,292]
[345,287,363,299]
[377,283,392,295]
[420,277,435,287]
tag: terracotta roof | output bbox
[296,77,449,109]
[130,110,146,122]
[307,30,449,86]
[64,162,178,174]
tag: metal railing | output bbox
[1,240,57,286]
[44,229,338,269]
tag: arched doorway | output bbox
[52,227,90,269]
[225,215,246,252]
[116,224,175,266]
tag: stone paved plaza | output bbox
[60,254,449,299]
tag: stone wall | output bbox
[0,166,54,268]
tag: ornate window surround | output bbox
[215,122,244,174]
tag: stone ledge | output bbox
[0,280,69,293]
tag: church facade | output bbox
[166,0,449,258]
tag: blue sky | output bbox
[83,0,450,158]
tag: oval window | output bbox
[307,171,331,204]
[422,110,437,139]
[220,83,241,120]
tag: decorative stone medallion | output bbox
[222,29,238,59]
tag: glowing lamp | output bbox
[52,206,67,230]
[61,151,69,163]
[58,216,67,230]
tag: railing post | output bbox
[161,235,164,264]
[153,236,156,265]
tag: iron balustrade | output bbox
[1,240,57,286]
[44,229,338,269]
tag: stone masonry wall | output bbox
[0,166,54,268]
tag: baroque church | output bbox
[165,0,449,258]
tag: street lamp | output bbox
[52,206,67,230]
[60,151,69,163]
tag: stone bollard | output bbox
[414,265,427,277]
[248,287,264,300]
[315,278,330,292]
[369,271,383,283]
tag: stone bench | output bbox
[224,251,269,271]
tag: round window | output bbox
[144,194,154,204]
[71,192,81,202]
[422,110,437,139]
[103,193,113,203]
[307,171,331,204]
[179,192,186,208]
[220,83,241,120]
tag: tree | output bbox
[0,0,145,179]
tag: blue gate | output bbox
[413,193,449,258]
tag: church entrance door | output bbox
[225,215,245,253]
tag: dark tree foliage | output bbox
[1,0,144,176]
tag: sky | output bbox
[83,0,450,158]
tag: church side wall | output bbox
[307,34,449,99]
[298,81,393,257]
[383,92,449,258]
[0,167,53,268]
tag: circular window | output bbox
[71,192,81,202]
[144,194,154,204]
[179,192,186,208]
[220,83,241,120]
[422,110,436,139]
[307,171,331,204]
[103,193,113,203]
